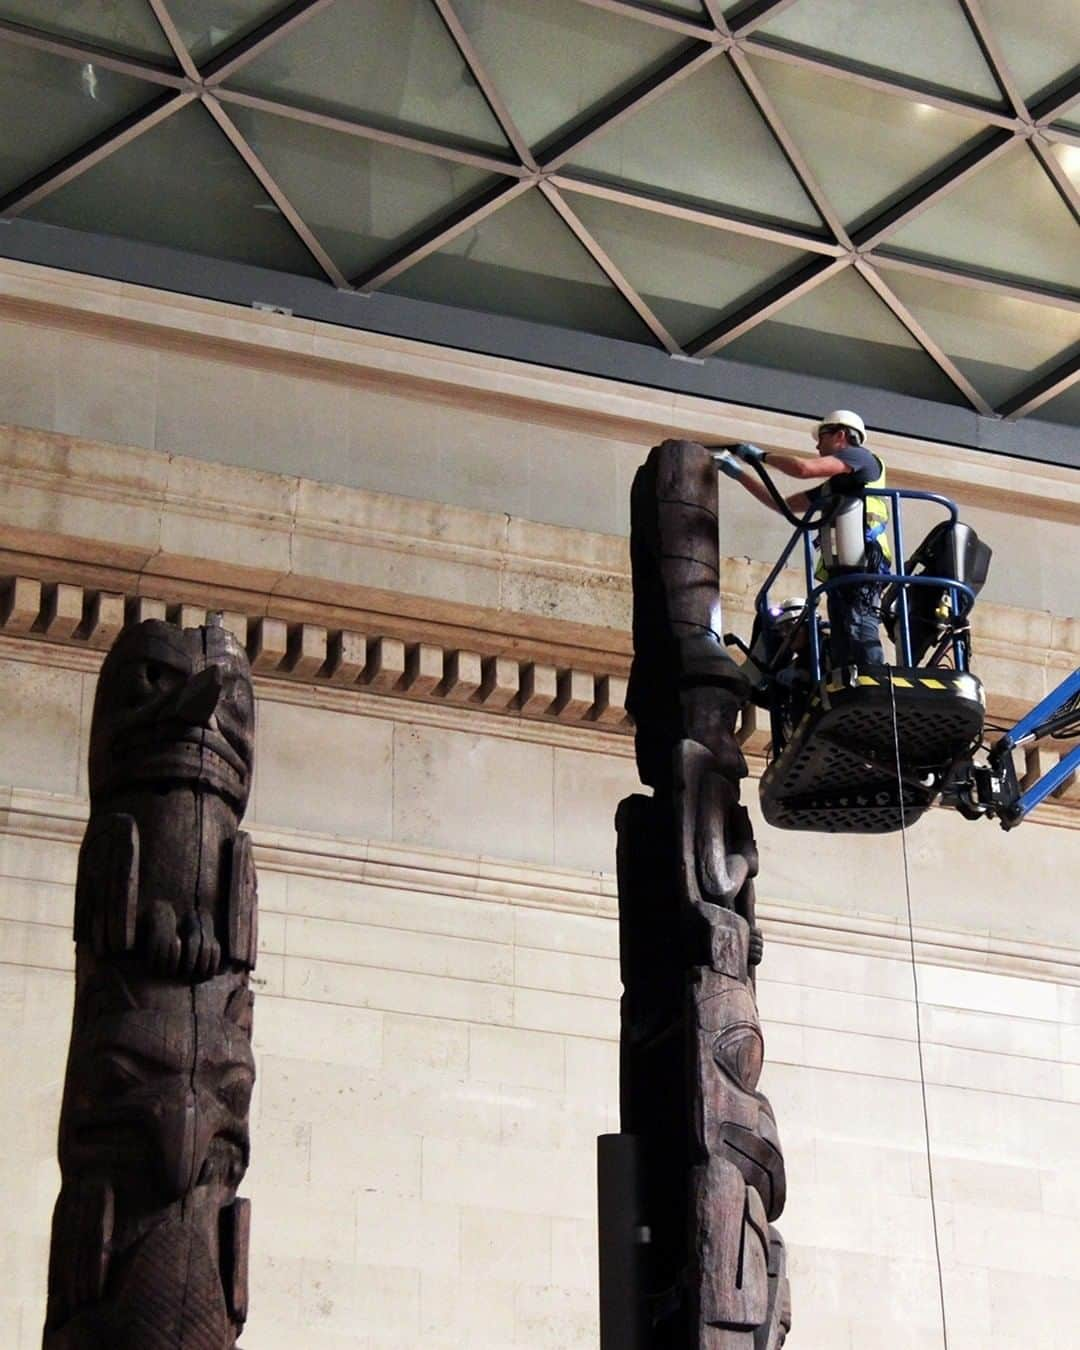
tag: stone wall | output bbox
[2,646,1079,1349]
[0,259,1078,1349]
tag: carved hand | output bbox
[141,901,222,979]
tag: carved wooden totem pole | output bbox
[44,617,258,1350]
[599,440,790,1349]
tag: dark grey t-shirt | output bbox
[807,445,880,502]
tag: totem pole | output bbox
[44,618,258,1350]
[599,440,790,1349]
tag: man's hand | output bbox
[729,442,766,463]
[712,450,745,480]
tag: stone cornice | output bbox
[3,787,1077,987]
[0,256,1077,524]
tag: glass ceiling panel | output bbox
[721,266,967,402]
[26,102,322,276]
[452,0,690,151]
[883,147,1080,292]
[0,40,159,197]
[884,267,1080,406]
[978,0,1080,105]
[755,0,1003,104]
[566,188,810,345]
[0,0,174,61]
[1048,140,1080,195]
[749,54,982,231]
[570,58,823,229]
[167,0,292,67]
[385,186,655,342]
[227,103,502,281]
[229,0,511,155]
[1036,378,1080,427]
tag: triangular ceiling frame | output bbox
[0,0,1075,419]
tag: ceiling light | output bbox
[1058,144,1080,179]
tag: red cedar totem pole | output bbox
[44,618,258,1350]
[600,440,790,1349]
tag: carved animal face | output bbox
[697,977,787,1223]
[89,621,254,810]
[61,966,254,1207]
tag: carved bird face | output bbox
[89,620,254,810]
[62,967,254,1206]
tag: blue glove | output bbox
[712,450,745,480]
[730,442,766,463]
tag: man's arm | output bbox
[763,452,853,482]
[715,458,812,515]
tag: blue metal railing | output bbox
[755,488,977,680]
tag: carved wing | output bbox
[74,814,138,954]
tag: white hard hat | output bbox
[815,409,865,445]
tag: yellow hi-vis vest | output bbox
[815,453,891,581]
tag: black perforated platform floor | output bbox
[760,669,985,834]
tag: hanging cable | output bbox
[887,671,949,1350]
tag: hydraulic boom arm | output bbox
[948,668,1080,828]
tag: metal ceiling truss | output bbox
[0,0,1075,424]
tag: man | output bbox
[717,410,891,670]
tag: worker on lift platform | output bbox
[717,409,891,672]
[705,416,1076,834]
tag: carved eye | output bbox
[222,672,250,711]
[97,1052,145,1097]
[125,660,180,707]
[712,1022,764,1093]
[218,1068,253,1118]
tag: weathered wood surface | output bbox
[44,618,258,1350]
[604,440,790,1348]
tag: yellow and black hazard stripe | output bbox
[823,670,984,703]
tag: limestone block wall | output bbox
[0,258,1078,1349]
[2,632,1079,1349]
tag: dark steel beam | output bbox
[728,0,803,38]
[742,37,1024,130]
[955,0,1030,122]
[541,43,723,172]
[854,259,994,414]
[0,89,195,217]
[214,87,525,176]
[1042,125,1080,149]
[1032,71,1080,126]
[202,94,349,289]
[537,179,680,352]
[999,351,1080,419]
[572,0,716,41]
[689,253,851,356]
[727,45,850,246]
[1029,135,1080,227]
[203,0,339,86]
[353,178,534,291]
[852,131,1017,251]
[550,173,844,255]
[0,17,188,88]
[868,251,1080,309]
[147,0,200,83]
[431,0,537,169]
